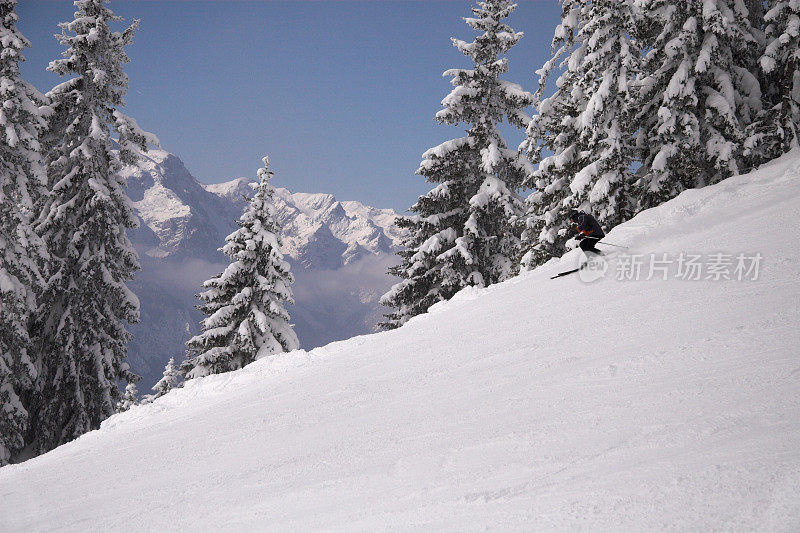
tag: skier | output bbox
[568,210,605,255]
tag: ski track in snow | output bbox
[1,152,800,530]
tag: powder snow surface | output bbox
[2,153,800,531]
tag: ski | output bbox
[551,265,584,279]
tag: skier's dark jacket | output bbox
[572,211,605,239]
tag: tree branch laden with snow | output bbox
[182,157,299,379]
[381,0,533,329]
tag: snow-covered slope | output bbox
[121,148,403,387]
[2,153,799,531]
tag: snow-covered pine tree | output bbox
[151,357,179,399]
[182,157,299,379]
[746,0,800,161]
[518,0,590,269]
[381,0,533,328]
[634,0,762,210]
[116,382,138,413]
[745,0,768,32]
[33,0,155,455]
[570,0,639,229]
[520,0,639,269]
[0,0,48,466]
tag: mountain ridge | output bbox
[120,148,403,387]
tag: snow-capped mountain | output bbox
[205,177,404,269]
[120,148,404,388]
[3,151,798,532]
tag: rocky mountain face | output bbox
[121,149,403,388]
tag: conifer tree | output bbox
[182,157,299,379]
[151,357,179,399]
[518,0,588,269]
[746,0,767,30]
[634,0,761,210]
[570,0,639,228]
[520,0,590,268]
[520,0,638,269]
[33,0,155,454]
[746,0,800,161]
[381,0,533,328]
[116,382,138,413]
[0,0,47,466]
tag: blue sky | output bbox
[18,0,562,212]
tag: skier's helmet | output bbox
[568,209,581,221]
